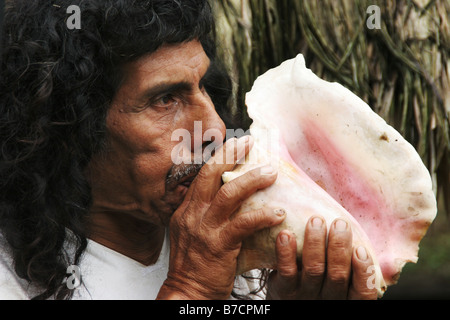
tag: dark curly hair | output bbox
[0,0,234,300]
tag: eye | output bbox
[200,84,210,98]
[151,94,180,110]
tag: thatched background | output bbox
[212,0,450,298]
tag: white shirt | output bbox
[0,230,264,299]
[71,230,171,299]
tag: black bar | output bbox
[0,0,4,65]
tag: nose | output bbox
[189,90,226,158]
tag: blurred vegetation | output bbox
[383,212,450,298]
[212,0,450,298]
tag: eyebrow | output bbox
[139,62,213,101]
[141,82,191,100]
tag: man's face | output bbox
[87,40,226,226]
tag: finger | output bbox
[174,179,197,213]
[192,135,253,204]
[321,218,353,299]
[299,216,326,299]
[272,230,299,298]
[221,207,286,249]
[207,165,277,222]
[347,246,379,300]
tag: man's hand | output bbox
[157,136,285,300]
[266,216,378,300]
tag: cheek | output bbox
[107,105,180,162]
[134,145,174,184]
[106,111,178,184]
[117,131,174,193]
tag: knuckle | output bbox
[250,207,265,219]
[329,236,351,250]
[218,229,230,246]
[172,214,192,232]
[249,208,276,227]
[238,165,261,180]
[246,167,269,184]
[223,182,240,199]
[247,167,261,179]
[236,210,261,229]
[327,268,349,284]
[303,262,326,279]
[278,265,298,279]
[228,209,269,237]
[216,182,240,204]
[169,210,186,227]
[216,178,256,207]
[219,228,239,250]
[328,240,352,258]
[305,233,325,250]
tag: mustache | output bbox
[165,161,205,189]
[165,142,219,190]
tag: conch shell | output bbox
[222,55,437,297]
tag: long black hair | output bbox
[0,0,232,300]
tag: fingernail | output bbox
[311,217,323,229]
[260,165,275,175]
[274,208,286,217]
[334,219,347,232]
[356,246,368,261]
[280,233,290,246]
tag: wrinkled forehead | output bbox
[118,41,210,92]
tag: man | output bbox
[0,0,377,300]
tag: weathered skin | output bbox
[223,55,437,297]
